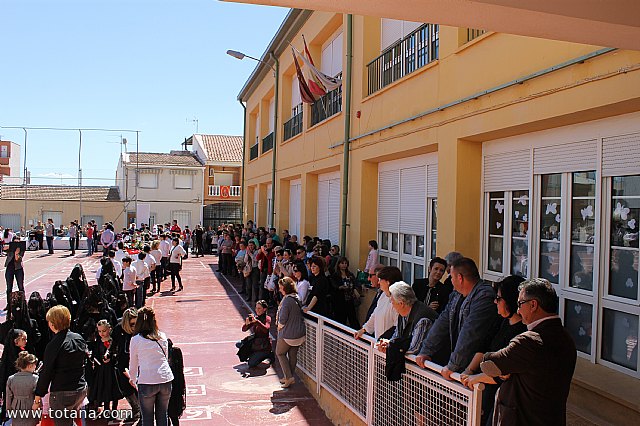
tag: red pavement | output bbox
[0,249,332,425]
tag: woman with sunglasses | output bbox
[292,261,311,305]
[460,275,526,425]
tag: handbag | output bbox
[242,262,252,278]
[236,335,255,362]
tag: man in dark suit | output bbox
[480,278,576,426]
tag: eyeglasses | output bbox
[517,299,534,308]
[494,296,503,302]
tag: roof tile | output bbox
[196,134,243,163]
[0,185,121,201]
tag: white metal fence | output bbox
[297,312,483,425]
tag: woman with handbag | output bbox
[169,238,186,292]
[129,306,173,426]
[275,277,306,388]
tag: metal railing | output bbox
[208,185,241,197]
[297,311,483,425]
[467,28,486,43]
[311,76,343,127]
[284,105,303,141]
[262,132,274,153]
[367,24,439,96]
[249,143,259,160]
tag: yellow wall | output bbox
[242,12,640,267]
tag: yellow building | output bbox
[238,10,640,422]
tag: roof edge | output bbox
[237,9,313,102]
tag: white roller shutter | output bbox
[0,214,21,231]
[381,18,403,51]
[533,140,597,175]
[378,170,400,232]
[268,99,275,133]
[291,76,301,109]
[253,188,259,225]
[484,149,531,191]
[266,183,273,228]
[321,43,332,76]
[602,132,640,177]
[171,210,192,228]
[42,211,63,228]
[427,164,438,198]
[289,180,301,238]
[400,166,426,235]
[328,178,341,244]
[318,180,329,240]
[332,32,343,76]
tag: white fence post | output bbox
[366,340,375,425]
[316,317,324,395]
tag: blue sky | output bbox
[0,0,288,185]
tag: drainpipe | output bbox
[269,52,280,230]
[340,14,353,255]
[239,100,247,224]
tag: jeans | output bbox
[49,386,87,426]
[248,267,260,304]
[5,266,24,304]
[69,237,76,254]
[247,351,273,367]
[87,239,94,256]
[138,382,172,426]
[46,236,54,253]
[36,233,44,250]
[135,281,145,308]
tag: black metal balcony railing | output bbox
[467,28,486,43]
[311,80,342,127]
[367,23,439,96]
[262,132,274,153]
[249,143,259,160]
[283,104,303,141]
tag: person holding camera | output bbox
[238,300,273,368]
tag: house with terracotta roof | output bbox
[115,150,205,229]
[0,184,124,231]
[186,134,243,229]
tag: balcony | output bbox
[262,132,274,153]
[367,23,439,96]
[208,185,241,198]
[283,104,303,141]
[249,143,259,161]
[467,28,486,43]
[311,80,342,127]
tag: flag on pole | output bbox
[293,44,342,93]
[302,36,327,97]
[292,48,316,104]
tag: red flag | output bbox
[292,48,316,104]
[302,36,327,97]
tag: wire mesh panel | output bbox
[320,329,369,419]
[372,353,471,426]
[297,320,317,379]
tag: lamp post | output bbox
[227,49,279,230]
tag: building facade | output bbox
[115,151,205,229]
[188,134,243,229]
[0,185,124,230]
[238,9,640,420]
[0,140,22,184]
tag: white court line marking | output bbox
[186,384,207,396]
[183,367,203,377]
[197,261,210,270]
[172,340,239,345]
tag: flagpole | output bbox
[269,52,279,230]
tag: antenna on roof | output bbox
[186,117,199,134]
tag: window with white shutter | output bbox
[381,19,422,51]
[139,173,158,189]
[174,174,192,189]
[289,180,301,238]
[321,31,343,77]
[317,173,341,245]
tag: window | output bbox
[570,172,597,291]
[171,210,192,228]
[540,174,562,284]
[214,172,233,187]
[208,168,215,177]
[484,190,530,278]
[138,173,158,189]
[174,174,192,189]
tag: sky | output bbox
[0,0,288,186]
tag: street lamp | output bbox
[227,49,279,230]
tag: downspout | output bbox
[239,100,247,223]
[340,14,353,255]
[269,52,280,230]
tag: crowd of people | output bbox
[231,223,578,425]
[0,220,190,426]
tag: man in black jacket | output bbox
[412,257,451,314]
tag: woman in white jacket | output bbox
[129,306,174,426]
